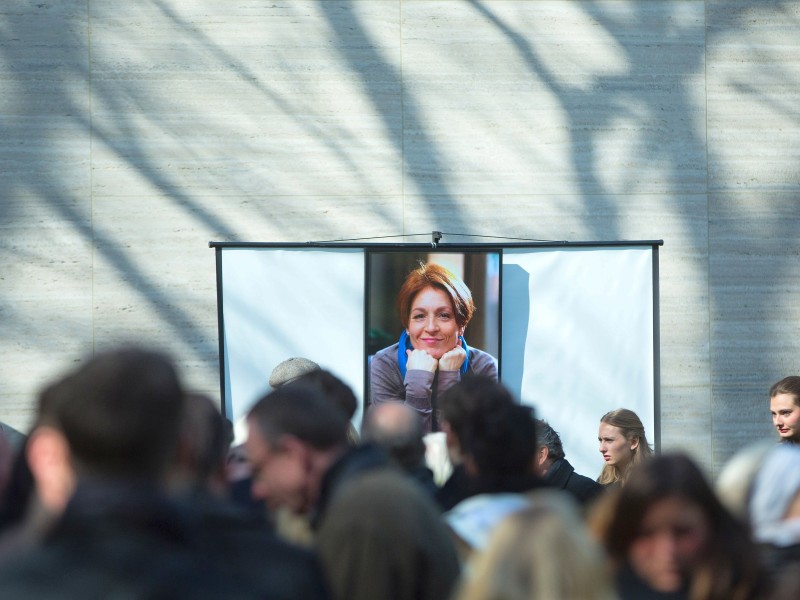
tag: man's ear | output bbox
[537,445,549,467]
[26,426,75,514]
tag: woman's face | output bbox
[406,286,464,360]
[770,393,800,442]
[628,496,711,593]
[598,423,638,469]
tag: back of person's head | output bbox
[534,419,565,461]
[293,369,358,420]
[173,392,232,491]
[362,402,426,471]
[455,490,616,600]
[248,383,349,451]
[38,346,184,481]
[292,369,360,446]
[440,376,537,481]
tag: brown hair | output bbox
[769,376,800,407]
[396,262,475,330]
[597,408,653,486]
[590,454,765,600]
[38,346,184,481]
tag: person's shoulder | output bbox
[370,344,403,385]
[315,465,460,600]
[445,492,532,552]
[468,347,498,375]
[565,469,605,499]
[0,544,58,592]
[337,466,426,504]
[372,343,400,363]
[324,465,443,527]
[0,536,234,599]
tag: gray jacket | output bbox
[369,343,498,433]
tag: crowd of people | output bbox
[0,346,797,599]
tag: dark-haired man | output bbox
[435,376,542,557]
[0,346,324,599]
[535,419,604,506]
[246,380,460,600]
[170,392,330,599]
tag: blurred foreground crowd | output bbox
[0,346,798,600]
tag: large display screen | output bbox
[212,241,660,479]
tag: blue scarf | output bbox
[397,330,471,379]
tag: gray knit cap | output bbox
[268,357,321,388]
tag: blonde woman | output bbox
[597,408,652,488]
[454,490,618,600]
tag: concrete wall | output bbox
[1,0,798,475]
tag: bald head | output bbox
[364,403,421,439]
[362,403,425,470]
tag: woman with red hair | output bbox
[369,262,497,434]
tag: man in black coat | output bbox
[0,346,329,600]
[535,419,604,506]
[246,380,460,600]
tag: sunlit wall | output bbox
[1,0,798,475]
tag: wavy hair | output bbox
[597,408,652,486]
[396,262,475,330]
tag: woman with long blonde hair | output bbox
[597,408,652,487]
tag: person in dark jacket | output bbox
[361,401,438,497]
[246,379,460,600]
[170,392,330,600]
[435,376,543,558]
[436,377,542,511]
[0,346,319,599]
[535,419,604,506]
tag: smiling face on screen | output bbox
[406,286,464,360]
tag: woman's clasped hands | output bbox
[406,339,466,373]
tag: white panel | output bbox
[502,247,655,481]
[220,248,365,429]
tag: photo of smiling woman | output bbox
[368,256,499,433]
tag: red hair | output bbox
[396,262,475,330]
